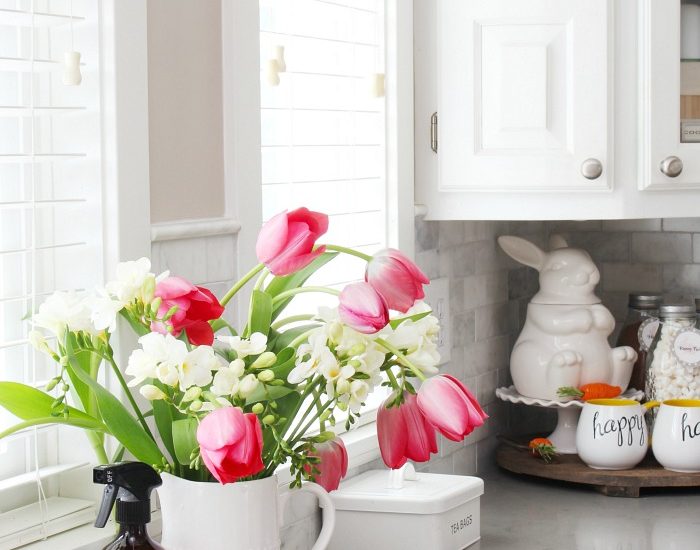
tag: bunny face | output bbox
[498,235,601,305]
[539,248,600,304]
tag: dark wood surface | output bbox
[496,437,700,498]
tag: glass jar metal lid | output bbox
[628,292,663,309]
[659,303,697,319]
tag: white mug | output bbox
[576,399,654,470]
[652,399,700,473]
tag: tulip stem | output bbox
[271,314,315,330]
[323,244,372,262]
[385,368,401,392]
[253,268,270,291]
[271,286,341,306]
[220,263,265,306]
[375,338,427,382]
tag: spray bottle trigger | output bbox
[95,484,117,528]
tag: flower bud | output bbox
[189,399,203,411]
[59,356,69,366]
[164,306,179,321]
[328,322,343,344]
[348,343,366,356]
[336,379,351,395]
[141,274,156,304]
[140,384,167,401]
[28,330,48,353]
[251,351,277,370]
[337,401,348,411]
[257,369,275,383]
[319,409,332,421]
[349,359,361,369]
[262,414,276,425]
[150,297,163,315]
[45,378,59,392]
[251,402,265,415]
[182,386,202,403]
[238,374,260,398]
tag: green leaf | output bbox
[210,318,237,336]
[61,338,93,414]
[119,309,151,337]
[0,382,99,423]
[249,290,273,337]
[388,310,432,330]
[265,253,338,320]
[152,394,183,465]
[270,324,321,352]
[0,416,107,440]
[172,418,199,465]
[64,340,165,466]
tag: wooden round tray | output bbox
[496,438,700,498]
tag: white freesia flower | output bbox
[352,343,385,387]
[139,384,167,401]
[105,257,153,304]
[320,360,354,398]
[211,367,241,397]
[228,358,245,378]
[288,330,336,384]
[217,332,267,359]
[340,380,369,413]
[406,342,440,375]
[237,373,259,398]
[87,290,123,333]
[179,346,217,389]
[33,291,94,336]
[126,332,187,387]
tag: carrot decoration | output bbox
[529,438,557,463]
[557,383,622,401]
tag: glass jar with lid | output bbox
[646,303,700,403]
[615,293,662,392]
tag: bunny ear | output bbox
[497,236,546,271]
[549,234,568,250]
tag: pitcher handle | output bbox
[279,481,336,550]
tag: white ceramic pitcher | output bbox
[158,473,335,550]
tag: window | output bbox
[259,0,392,423]
[259,0,387,311]
[0,0,102,541]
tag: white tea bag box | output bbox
[327,468,484,550]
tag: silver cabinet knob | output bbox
[581,158,603,180]
[660,156,683,178]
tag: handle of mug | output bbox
[278,481,336,550]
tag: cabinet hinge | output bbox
[430,112,438,153]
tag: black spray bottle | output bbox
[93,462,164,550]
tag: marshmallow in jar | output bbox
[647,304,700,403]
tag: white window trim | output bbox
[8,0,415,546]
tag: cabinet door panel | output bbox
[639,0,700,190]
[438,0,611,191]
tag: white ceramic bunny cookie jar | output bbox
[498,235,637,401]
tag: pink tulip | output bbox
[151,276,224,345]
[377,392,437,469]
[365,249,430,313]
[197,407,264,484]
[305,437,348,492]
[338,282,390,334]
[256,208,329,276]
[417,375,488,442]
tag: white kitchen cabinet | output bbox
[414,0,700,220]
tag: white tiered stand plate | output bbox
[495,386,645,454]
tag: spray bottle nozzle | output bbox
[93,462,162,529]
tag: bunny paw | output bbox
[547,351,583,390]
[613,346,636,363]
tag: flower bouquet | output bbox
[0,208,487,493]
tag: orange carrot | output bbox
[557,383,622,401]
[528,438,556,463]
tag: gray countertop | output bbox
[475,469,700,550]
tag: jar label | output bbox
[672,328,700,368]
[638,318,660,352]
